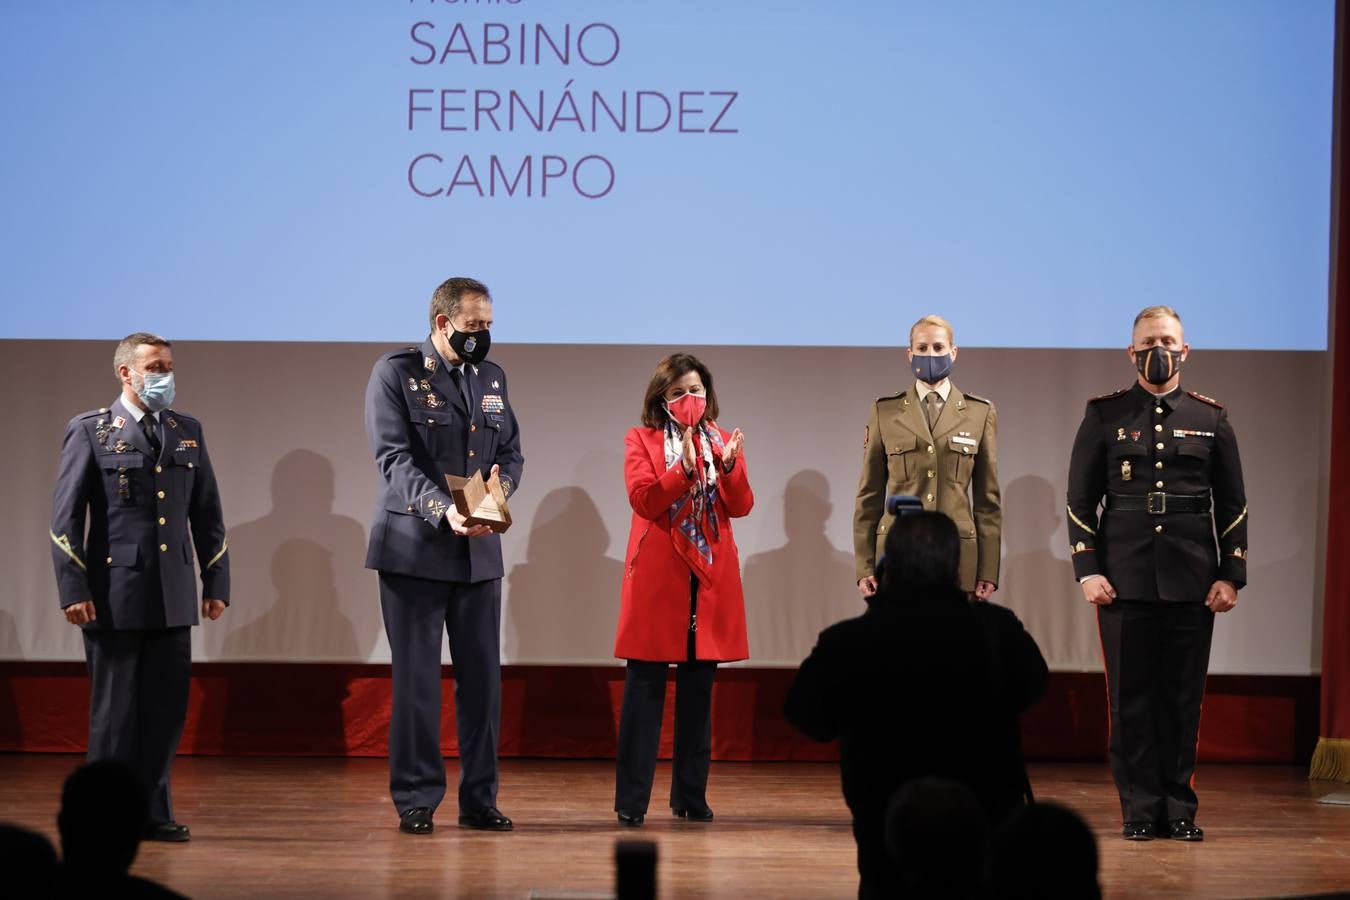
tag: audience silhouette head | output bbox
[879,510,961,595]
[58,760,150,877]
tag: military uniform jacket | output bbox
[364,338,524,584]
[50,396,230,629]
[854,383,1001,592]
[1066,384,1248,602]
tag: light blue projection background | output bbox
[0,1,1334,347]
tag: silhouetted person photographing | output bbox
[58,760,186,899]
[784,510,1047,899]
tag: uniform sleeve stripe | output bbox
[50,531,87,572]
[206,540,228,570]
[1066,504,1096,536]
[1220,506,1248,539]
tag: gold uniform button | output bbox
[427,418,435,425]
[927,445,934,454]
[1154,424,1163,432]
[187,462,194,469]
[468,450,476,458]
[1155,406,1163,414]
[1155,462,1163,470]
[470,425,477,432]
[157,490,166,499]
[927,469,936,478]
[155,465,163,473]
[158,517,167,525]
[159,544,168,552]
[106,556,113,564]
[1156,442,1164,450]
[1155,481,1164,489]
[1154,525,1163,534]
[925,493,933,502]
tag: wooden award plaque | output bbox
[445,469,512,533]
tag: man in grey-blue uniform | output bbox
[50,332,230,843]
[366,276,524,834]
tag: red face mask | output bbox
[666,393,707,428]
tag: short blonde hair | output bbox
[1132,306,1181,331]
[909,314,954,347]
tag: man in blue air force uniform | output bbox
[365,276,524,834]
[50,332,230,843]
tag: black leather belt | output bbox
[1106,492,1211,514]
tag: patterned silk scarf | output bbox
[663,420,726,583]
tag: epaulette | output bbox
[1187,390,1224,409]
[962,391,992,405]
[165,408,199,424]
[74,407,108,421]
[876,389,907,403]
[1088,388,1130,403]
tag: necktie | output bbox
[450,367,470,409]
[925,392,942,432]
[142,414,162,459]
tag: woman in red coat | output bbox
[613,353,753,826]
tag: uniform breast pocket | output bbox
[409,408,454,458]
[946,435,979,484]
[1107,442,1147,486]
[1174,441,1211,472]
[170,450,198,501]
[885,433,920,483]
[481,419,502,460]
[97,453,146,505]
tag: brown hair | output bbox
[429,277,490,330]
[640,353,720,429]
[113,332,171,378]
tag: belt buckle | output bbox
[1147,492,1166,515]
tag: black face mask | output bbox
[1134,346,1182,386]
[447,322,490,364]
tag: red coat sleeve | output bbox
[625,428,694,521]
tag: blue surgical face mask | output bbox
[133,370,176,413]
[911,353,953,385]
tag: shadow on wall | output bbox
[505,486,624,663]
[998,475,1098,671]
[504,486,623,751]
[195,449,373,754]
[742,469,861,666]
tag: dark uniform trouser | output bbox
[82,627,192,826]
[379,571,501,815]
[615,579,717,815]
[1097,600,1215,824]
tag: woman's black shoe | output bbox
[672,806,714,821]
[617,811,645,826]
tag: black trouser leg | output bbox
[380,572,451,815]
[615,661,669,815]
[134,628,191,825]
[446,579,502,813]
[1097,602,1166,824]
[670,659,717,810]
[1155,603,1215,822]
[83,628,190,825]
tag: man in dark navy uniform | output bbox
[365,276,524,834]
[1066,306,1247,842]
[50,332,230,843]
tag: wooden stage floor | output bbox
[3,756,1350,899]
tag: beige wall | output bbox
[0,339,1327,673]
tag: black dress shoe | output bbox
[458,806,513,831]
[672,806,714,821]
[399,807,434,835]
[617,811,645,827]
[1168,819,1204,841]
[144,822,191,842]
[1122,821,1155,841]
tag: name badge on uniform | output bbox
[951,435,977,446]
